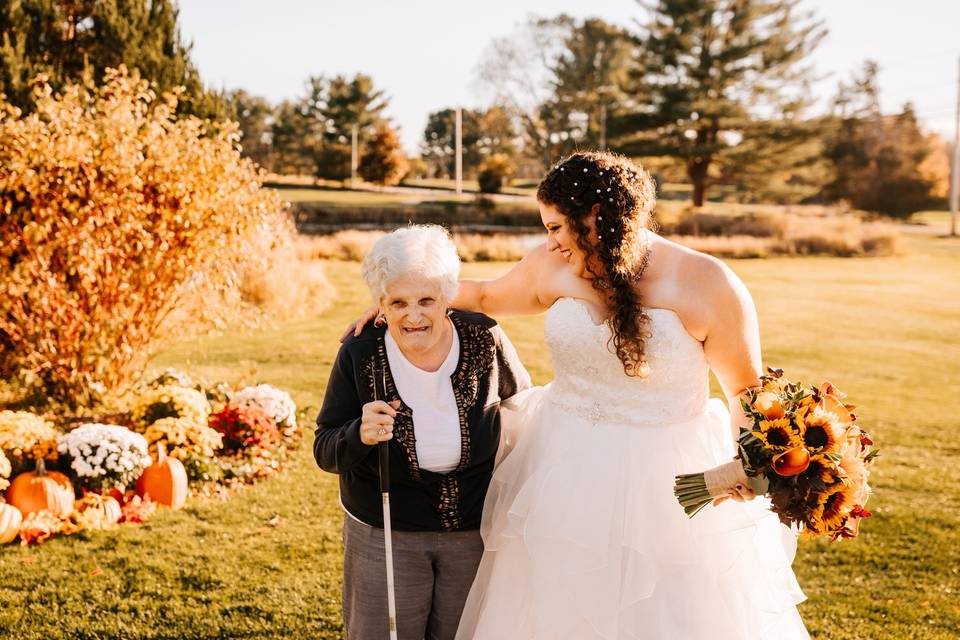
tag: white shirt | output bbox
[384,323,461,474]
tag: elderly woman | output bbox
[314,225,530,640]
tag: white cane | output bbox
[374,362,399,640]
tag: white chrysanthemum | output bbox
[58,423,152,490]
[231,384,298,433]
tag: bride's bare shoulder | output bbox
[644,234,753,338]
[650,233,742,295]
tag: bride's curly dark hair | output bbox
[536,151,657,377]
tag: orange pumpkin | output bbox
[74,493,122,529]
[0,502,22,544]
[135,445,187,510]
[772,447,812,477]
[6,459,75,518]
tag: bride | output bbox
[351,151,808,639]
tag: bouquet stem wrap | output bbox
[675,459,769,517]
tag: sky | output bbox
[177,0,960,153]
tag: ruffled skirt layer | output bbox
[456,387,808,640]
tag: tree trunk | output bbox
[687,157,710,207]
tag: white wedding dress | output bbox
[456,297,809,639]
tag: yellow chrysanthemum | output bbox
[143,417,223,460]
[0,449,10,491]
[130,385,211,431]
[806,482,858,535]
[0,410,59,463]
[753,418,802,451]
[799,406,845,454]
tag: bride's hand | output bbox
[340,305,381,343]
[705,458,756,507]
[711,482,756,506]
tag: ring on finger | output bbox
[378,428,386,436]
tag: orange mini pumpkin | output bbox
[0,502,23,544]
[135,445,187,510]
[6,460,75,518]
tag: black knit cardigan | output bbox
[314,310,531,532]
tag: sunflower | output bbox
[806,481,858,535]
[800,406,845,454]
[804,454,839,484]
[753,418,802,451]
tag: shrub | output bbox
[358,124,408,185]
[238,230,334,324]
[455,234,530,262]
[0,411,59,469]
[208,404,280,454]
[141,417,223,465]
[0,67,289,408]
[478,153,515,194]
[129,385,211,431]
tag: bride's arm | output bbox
[342,244,553,340]
[697,257,763,439]
[451,244,552,316]
[697,257,763,504]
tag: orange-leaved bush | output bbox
[0,67,289,408]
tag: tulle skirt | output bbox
[456,386,809,640]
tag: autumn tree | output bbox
[0,68,287,407]
[359,123,408,185]
[821,62,942,218]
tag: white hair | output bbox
[361,225,461,303]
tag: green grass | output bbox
[2,235,959,638]
[402,178,537,198]
[269,183,538,210]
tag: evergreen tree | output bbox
[422,108,481,178]
[270,99,316,176]
[226,89,275,171]
[612,0,825,206]
[0,0,223,118]
[297,73,389,179]
[421,106,516,178]
[542,17,631,156]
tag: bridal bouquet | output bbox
[674,368,877,540]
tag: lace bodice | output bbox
[544,297,711,427]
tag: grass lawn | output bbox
[269,183,538,210]
[1,235,958,639]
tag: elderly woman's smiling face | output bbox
[380,273,450,355]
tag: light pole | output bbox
[455,107,463,196]
[351,124,359,189]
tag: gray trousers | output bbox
[342,515,484,640]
